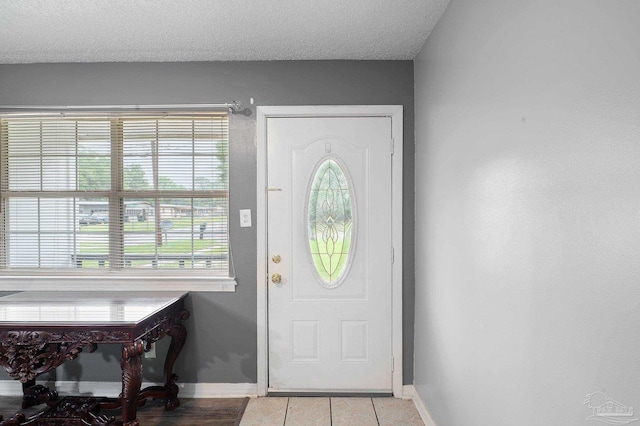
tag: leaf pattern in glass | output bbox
[307,158,353,287]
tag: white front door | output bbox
[267,116,393,392]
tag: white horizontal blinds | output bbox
[118,116,229,272]
[0,113,229,274]
[0,118,110,269]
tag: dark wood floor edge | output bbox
[233,397,250,426]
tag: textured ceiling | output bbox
[0,0,450,64]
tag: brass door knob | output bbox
[271,273,282,284]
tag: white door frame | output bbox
[256,105,403,397]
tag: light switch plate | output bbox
[240,209,252,227]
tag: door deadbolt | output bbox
[272,255,281,264]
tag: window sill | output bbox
[0,275,237,293]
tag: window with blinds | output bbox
[0,113,229,276]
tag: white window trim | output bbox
[0,111,235,292]
[0,276,237,292]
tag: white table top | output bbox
[0,291,187,324]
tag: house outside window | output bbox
[0,112,231,282]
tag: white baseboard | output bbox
[404,385,437,426]
[402,384,414,400]
[0,380,258,399]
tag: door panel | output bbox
[267,116,392,392]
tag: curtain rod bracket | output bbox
[228,100,252,116]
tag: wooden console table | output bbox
[0,291,190,426]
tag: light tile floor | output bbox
[240,397,424,426]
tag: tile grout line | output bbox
[283,397,290,426]
[371,397,381,426]
[329,397,333,426]
[282,397,291,426]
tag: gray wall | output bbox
[0,61,415,385]
[415,0,640,424]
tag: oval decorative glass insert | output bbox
[307,158,354,287]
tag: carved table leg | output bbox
[120,341,145,426]
[162,311,189,411]
[21,379,58,409]
[21,379,35,409]
[0,412,26,426]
